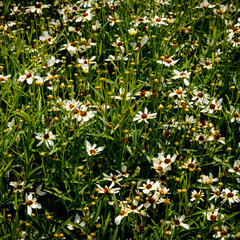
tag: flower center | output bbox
[227,192,234,198]
[82,12,89,17]
[44,134,50,139]
[90,149,96,155]
[141,113,148,119]
[210,215,217,221]
[156,18,161,22]
[27,200,33,205]
[210,104,215,109]
[164,158,171,164]
[233,113,239,118]
[146,184,152,189]
[80,111,87,116]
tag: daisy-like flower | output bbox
[172,215,189,230]
[229,106,240,123]
[196,0,215,9]
[221,188,240,205]
[96,182,121,194]
[200,59,213,69]
[134,16,150,27]
[10,181,25,193]
[169,87,187,99]
[213,225,230,240]
[108,14,121,26]
[131,35,149,51]
[191,88,210,106]
[67,214,86,230]
[201,98,223,114]
[209,186,222,201]
[77,56,97,74]
[128,28,137,36]
[228,160,240,175]
[179,158,198,171]
[77,0,94,8]
[115,201,143,225]
[204,204,224,221]
[198,173,218,185]
[103,172,123,186]
[135,90,152,98]
[18,70,35,85]
[0,74,11,83]
[73,105,96,122]
[35,129,57,149]
[151,15,168,27]
[76,9,94,22]
[133,107,157,123]
[172,70,191,86]
[86,141,104,156]
[60,41,78,56]
[25,193,41,216]
[138,180,160,195]
[111,88,135,100]
[25,2,50,14]
[157,55,179,67]
[190,190,204,202]
[39,31,56,45]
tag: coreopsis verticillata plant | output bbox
[179,158,198,171]
[204,204,224,221]
[96,182,121,194]
[198,173,218,185]
[201,98,223,114]
[25,193,41,216]
[67,214,86,230]
[209,186,222,202]
[0,74,11,83]
[135,90,152,98]
[138,180,160,195]
[151,15,168,27]
[228,160,240,175]
[103,172,123,186]
[60,41,78,56]
[75,106,96,122]
[10,181,25,193]
[25,2,50,14]
[228,106,240,123]
[133,107,157,123]
[221,188,240,205]
[111,88,135,100]
[18,70,35,84]
[131,35,149,51]
[190,190,204,202]
[169,87,187,99]
[86,140,104,156]
[172,70,191,86]
[172,215,190,230]
[157,55,179,67]
[196,0,215,8]
[75,9,94,22]
[35,129,57,149]
[213,225,231,240]
[191,88,210,105]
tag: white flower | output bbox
[190,190,204,202]
[76,9,94,22]
[172,215,189,229]
[172,70,191,86]
[221,188,240,205]
[36,129,57,149]
[198,173,218,185]
[204,204,224,221]
[25,193,41,216]
[138,180,160,195]
[228,160,240,175]
[86,141,104,156]
[67,214,86,230]
[151,16,168,27]
[25,2,50,14]
[111,88,135,100]
[201,98,223,114]
[96,182,121,194]
[133,107,157,123]
[103,173,123,185]
[169,87,187,98]
[157,56,179,67]
[128,28,137,36]
[10,181,25,193]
